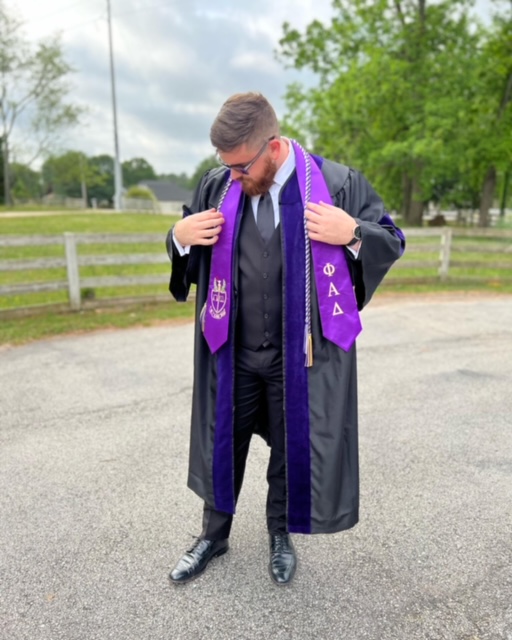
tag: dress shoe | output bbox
[269,534,297,585]
[169,538,229,584]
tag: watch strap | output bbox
[347,224,361,247]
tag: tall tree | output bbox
[42,151,105,204]
[279,0,479,225]
[189,155,218,190]
[0,3,82,205]
[88,154,115,205]
[0,136,4,204]
[122,157,157,187]
[474,6,512,226]
[10,162,41,201]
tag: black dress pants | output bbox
[201,344,287,540]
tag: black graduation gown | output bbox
[167,157,405,534]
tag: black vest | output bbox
[236,198,282,350]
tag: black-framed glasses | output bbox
[217,136,276,175]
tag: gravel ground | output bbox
[1,295,511,640]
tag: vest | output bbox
[236,197,282,350]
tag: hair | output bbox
[210,92,280,152]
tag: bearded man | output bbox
[166,92,405,586]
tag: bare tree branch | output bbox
[394,0,406,27]
[0,8,81,204]
[497,71,512,120]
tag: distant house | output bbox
[138,180,193,213]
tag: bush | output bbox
[125,186,156,201]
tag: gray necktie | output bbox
[257,192,274,243]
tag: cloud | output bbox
[13,0,334,174]
[15,0,495,176]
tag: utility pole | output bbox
[107,0,123,211]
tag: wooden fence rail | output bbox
[0,233,171,313]
[386,228,512,284]
[1,229,511,314]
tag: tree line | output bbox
[1,1,510,224]
[1,151,218,206]
[279,0,511,226]
[0,3,217,207]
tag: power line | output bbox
[23,0,101,25]
[57,14,107,34]
[60,2,173,35]
[110,0,174,20]
[25,0,174,26]
[22,0,175,39]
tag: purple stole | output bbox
[202,179,243,353]
[202,142,362,531]
[204,141,361,356]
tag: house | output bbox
[137,180,193,214]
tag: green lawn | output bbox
[0,211,177,234]
[1,211,512,345]
[0,212,179,310]
[0,300,196,346]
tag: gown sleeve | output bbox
[167,171,212,302]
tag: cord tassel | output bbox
[304,325,313,368]
[306,332,313,368]
[200,302,207,334]
[296,139,314,369]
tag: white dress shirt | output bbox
[173,139,360,257]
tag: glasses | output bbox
[217,136,276,175]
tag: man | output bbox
[166,92,405,586]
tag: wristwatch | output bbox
[347,224,361,247]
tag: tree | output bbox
[10,162,41,201]
[122,157,156,187]
[189,155,218,190]
[473,7,512,226]
[88,154,115,206]
[0,136,4,204]
[41,151,105,204]
[279,0,483,225]
[0,3,82,204]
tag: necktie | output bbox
[257,192,274,243]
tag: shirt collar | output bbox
[272,138,296,188]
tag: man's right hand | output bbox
[174,209,225,246]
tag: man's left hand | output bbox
[305,201,359,246]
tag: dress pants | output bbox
[201,344,287,540]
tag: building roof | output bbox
[139,180,193,205]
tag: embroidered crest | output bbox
[209,278,227,320]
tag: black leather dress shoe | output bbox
[269,534,297,585]
[169,538,229,584]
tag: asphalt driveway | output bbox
[1,295,511,640]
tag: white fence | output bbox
[422,207,508,226]
[387,227,512,283]
[1,228,511,314]
[0,233,170,314]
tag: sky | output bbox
[15,0,495,177]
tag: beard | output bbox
[237,155,278,197]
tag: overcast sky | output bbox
[17,0,494,177]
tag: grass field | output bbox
[1,211,512,345]
[387,233,512,282]
[0,212,178,310]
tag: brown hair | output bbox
[210,92,280,152]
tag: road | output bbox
[1,295,511,640]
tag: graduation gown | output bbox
[167,156,405,535]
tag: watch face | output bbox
[354,225,362,240]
